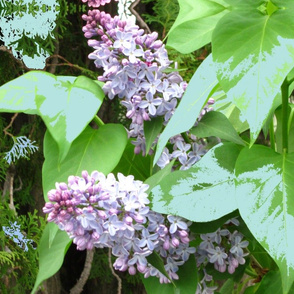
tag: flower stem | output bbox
[93,115,104,127]
[269,118,276,151]
[281,79,289,153]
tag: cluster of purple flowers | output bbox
[43,170,196,283]
[82,8,214,170]
[82,0,118,8]
[196,218,249,274]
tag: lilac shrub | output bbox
[79,2,249,292]
[43,170,196,283]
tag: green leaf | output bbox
[42,124,127,201]
[154,54,219,165]
[150,143,241,222]
[255,271,284,294]
[31,222,71,294]
[112,140,152,181]
[167,0,230,53]
[190,111,245,145]
[235,145,294,293]
[142,254,198,294]
[0,72,105,162]
[219,279,235,294]
[36,74,105,162]
[144,116,163,155]
[212,1,294,145]
[147,251,172,282]
[48,223,59,249]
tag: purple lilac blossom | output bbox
[82,9,214,170]
[43,170,195,283]
[82,0,118,8]
[196,218,249,276]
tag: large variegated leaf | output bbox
[0,71,104,162]
[235,145,294,293]
[150,143,241,222]
[212,0,294,145]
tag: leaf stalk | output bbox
[281,79,289,153]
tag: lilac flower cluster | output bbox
[82,9,214,169]
[196,218,249,274]
[194,218,249,293]
[43,170,195,283]
[82,0,118,8]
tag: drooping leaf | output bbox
[150,143,241,222]
[190,111,245,146]
[147,251,172,282]
[144,116,163,155]
[167,0,230,53]
[235,145,294,293]
[142,254,198,294]
[42,124,128,201]
[212,1,294,145]
[0,71,104,162]
[154,54,219,165]
[31,222,71,294]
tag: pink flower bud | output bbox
[137,264,147,273]
[128,265,136,275]
[171,237,179,247]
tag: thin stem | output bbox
[93,115,104,127]
[70,249,94,294]
[269,118,276,151]
[108,248,122,294]
[287,107,294,135]
[245,267,258,278]
[281,79,289,153]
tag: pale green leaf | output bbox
[154,54,218,165]
[150,143,241,222]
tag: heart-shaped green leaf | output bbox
[212,1,294,145]
[235,145,294,293]
[150,143,241,222]
[42,124,128,201]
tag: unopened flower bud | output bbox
[128,265,136,275]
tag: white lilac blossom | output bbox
[82,8,214,169]
[43,170,195,283]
